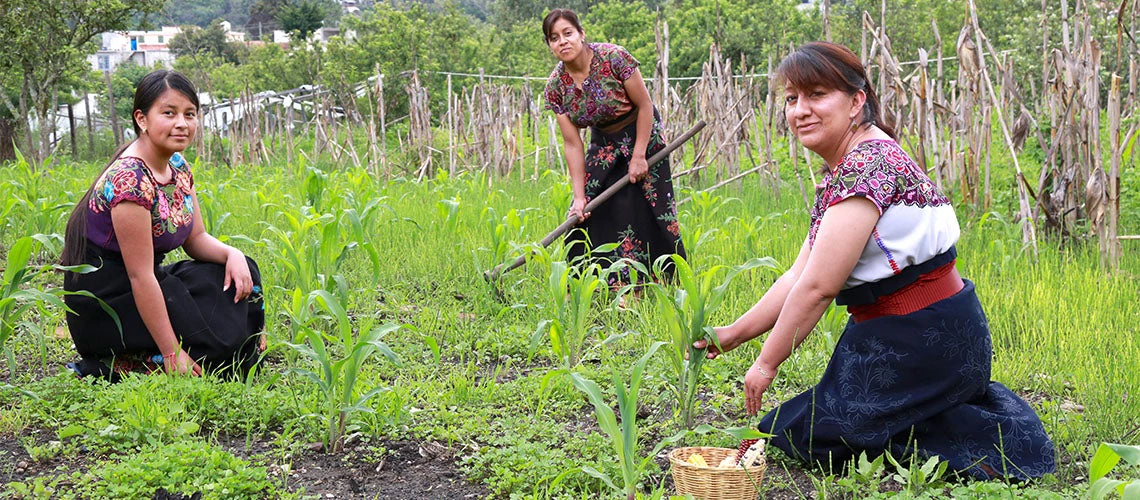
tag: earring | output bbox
[142,127,147,135]
[850,119,859,131]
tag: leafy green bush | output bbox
[76,440,291,500]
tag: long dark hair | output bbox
[542,8,583,43]
[61,70,200,266]
[777,41,897,140]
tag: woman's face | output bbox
[135,88,197,154]
[784,84,863,157]
[546,18,585,63]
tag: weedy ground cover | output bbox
[0,149,1135,498]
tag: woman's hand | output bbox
[164,349,203,376]
[223,248,253,303]
[692,326,739,360]
[568,196,590,222]
[628,154,649,183]
[744,361,778,416]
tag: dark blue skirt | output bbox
[758,280,1055,480]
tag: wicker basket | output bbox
[668,446,765,500]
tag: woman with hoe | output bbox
[542,8,686,287]
[61,70,265,380]
[697,42,1055,479]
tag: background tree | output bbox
[583,0,658,70]
[247,0,288,36]
[161,0,253,28]
[278,0,334,41]
[488,0,590,29]
[0,0,165,164]
[0,70,18,161]
[104,63,154,124]
[169,19,246,64]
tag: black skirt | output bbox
[566,108,686,285]
[63,243,265,377]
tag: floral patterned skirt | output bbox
[758,280,1055,480]
[566,109,686,285]
[63,244,265,378]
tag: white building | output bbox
[88,21,248,73]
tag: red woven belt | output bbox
[849,260,964,323]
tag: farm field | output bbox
[1,153,1138,499]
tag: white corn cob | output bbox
[739,439,766,467]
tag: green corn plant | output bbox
[280,287,317,343]
[569,341,665,500]
[1089,443,1140,499]
[9,195,71,239]
[302,166,328,211]
[263,208,357,294]
[436,197,461,234]
[0,234,117,370]
[530,259,606,369]
[647,253,777,428]
[528,248,629,369]
[570,343,766,500]
[284,290,401,453]
[682,190,738,226]
[478,206,525,272]
[340,198,388,287]
[194,184,232,235]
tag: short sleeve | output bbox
[609,46,640,81]
[827,151,898,215]
[98,158,157,211]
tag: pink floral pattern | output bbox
[544,43,639,128]
[87,153,195,253]
[809,140,950,246]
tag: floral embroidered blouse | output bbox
[86,152,196,254]
[543,43,640,128]
[810,139,960,288]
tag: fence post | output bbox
[448,73,455,175]
[1107,74,1122,268]
[105,72,122,145]
[84,94,95,157]
[67,103,77,157]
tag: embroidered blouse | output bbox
[543,42,640,128]
[810,139,959,288]
[86,152,196,254]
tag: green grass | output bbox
[0,144,1136,498]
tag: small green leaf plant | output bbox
[1089,442,1140,499]
[885,450,949,497]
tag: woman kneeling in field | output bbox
[698,42,1055,480]
[61,70,264,381]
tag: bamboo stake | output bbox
[677,161,769,206]
[1107,74,1122,267]
[448,73,455,175]
[968,0,1037,251]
